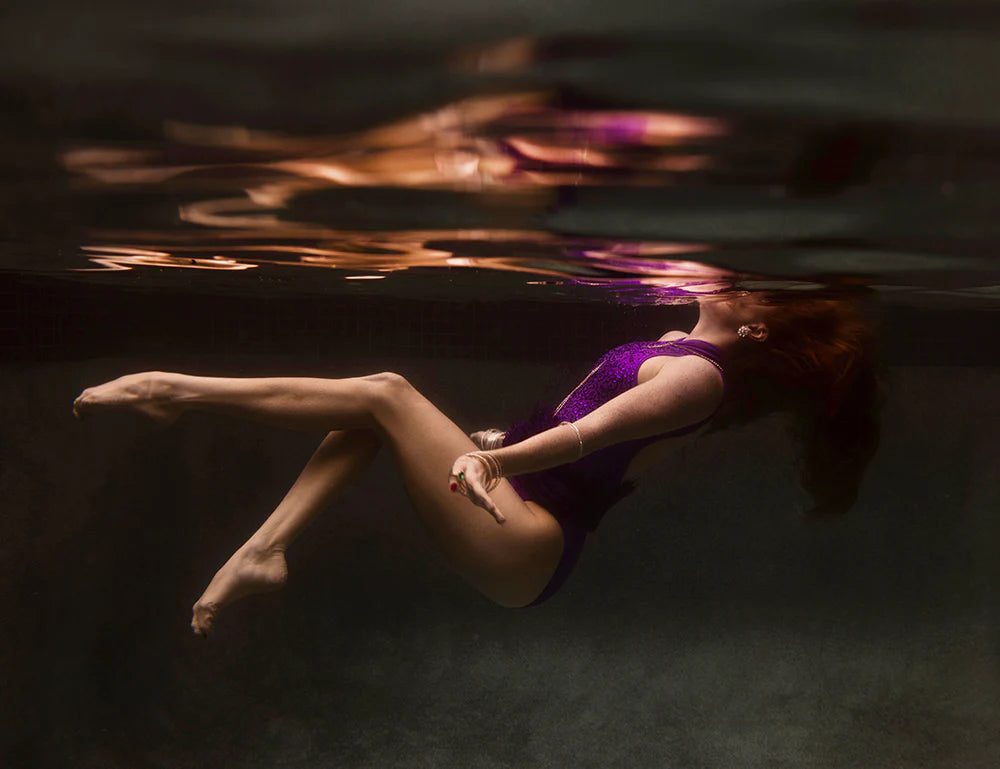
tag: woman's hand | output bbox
[449,453,505,525]
[468,428,506,451]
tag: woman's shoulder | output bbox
[655,330,689,342]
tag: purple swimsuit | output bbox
[504,337,726,606]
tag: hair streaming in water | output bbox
[713,290,883,519]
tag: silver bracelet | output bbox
[560,420,584,459]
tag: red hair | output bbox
[714,290,882,518]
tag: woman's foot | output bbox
[73,372,182,425]
[191,543,289,637]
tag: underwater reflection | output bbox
[61,92,750,299]
[59,88,1000,302]
[63,92,728,194]
[77,235,739,303]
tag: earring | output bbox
[737,325,752,339]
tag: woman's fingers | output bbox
[448,457,505,524]
[468,430,487,450]
[468,428,506,451]
[467,480,505,524]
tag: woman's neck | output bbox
[685,318,738,352]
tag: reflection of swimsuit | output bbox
[494,115,651,174]
[505,338,726,606]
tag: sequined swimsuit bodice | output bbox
[554,337,726,424]
[504,337,726,533]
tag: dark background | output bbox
[2,0,1000,767]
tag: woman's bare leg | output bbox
[75,371,565,618]
[74,371,383,431]
[191,429,381,636]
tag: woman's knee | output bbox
[362,371,418,417]
[363,371,408,386]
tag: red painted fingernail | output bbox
[450,482,458,492]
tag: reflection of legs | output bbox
[191,429,381,636]
[76,371,564,631]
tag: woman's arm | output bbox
[450,356,724,518]
[501,355,723,474]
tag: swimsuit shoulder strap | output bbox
[648,337,726,377]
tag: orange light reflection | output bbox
[64,88,738,300]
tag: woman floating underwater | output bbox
[72,289,880,636]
